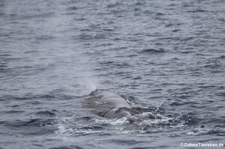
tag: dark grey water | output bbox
[1,0,225,148]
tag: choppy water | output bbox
[1,0,225,148]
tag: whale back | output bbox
[89,89,131,118]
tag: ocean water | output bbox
[0,0,225,148]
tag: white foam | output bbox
[94,117,129,125]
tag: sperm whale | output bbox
[88,89,132,119]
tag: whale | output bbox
[87,89,132,119]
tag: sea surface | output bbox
[0,0,225,149]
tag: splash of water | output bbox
[73,49,102,94]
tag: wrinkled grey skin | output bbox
[88,89,132,119]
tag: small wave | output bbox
[3,118,56,128]
[0,61,9,73]
[49,145,83,149]
[187,9,207,13]
[139,48,165,54]
[35,110,56,117]
[107,3,121,8]
[174,113,199,126]
[0,94,48,101]
[20,12,55,20]
[155,12,165,16]
[0,92,77,102]
[35,35,55,41]
[3,110,24,114]
[204,62,221,69]
[187,127,225,136]
[215,91,225,97]
[0,61,7,68]
[217,55,225,59]
[206,129,225,136]
[107,139,144,145]
[67,6,79,11]
[1,118,57,136]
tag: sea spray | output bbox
[73,49,102,94]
